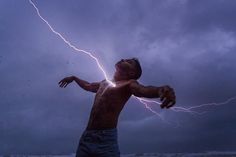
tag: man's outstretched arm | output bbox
[58,76,100,93]
[129,80,176,108]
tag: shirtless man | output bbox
[58,58,176,157]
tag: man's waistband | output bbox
[84,128,117,134]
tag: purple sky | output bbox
[0,0,236,155]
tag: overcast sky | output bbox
[1,0,236,155]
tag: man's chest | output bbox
[95,81,131,101]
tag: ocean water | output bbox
[122,151,236,157]
[1,152,236,157]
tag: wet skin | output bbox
[58,59,176,130]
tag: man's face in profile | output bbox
[115,59,137,73]
[114,58,138,80]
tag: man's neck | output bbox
[112,76,129,83]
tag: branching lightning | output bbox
[171,96,236,114]
[134,96,163,119]
[28,0,160,116]
[28,0,235,120]
[140,96,236,115]
[28,0,115,87]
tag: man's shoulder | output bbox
[119,79,139,85]
[129,79,139,84]
[128,79,140,88]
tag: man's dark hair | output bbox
[132,58,142,80]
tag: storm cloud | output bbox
[0,0,236,155]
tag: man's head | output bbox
[114,58,142,80]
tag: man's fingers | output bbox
[60,82,66,87]
[58,78,65,84]
[58,80,62,85]
[160,95,164,101]
[160,102,165,108]
[62,82,67,87]
[160,90,168,101]
[59,82,63,87]
[161,99,170,109]
[159,85,176,109]
[166,100,176,108]
[161,96,176,109]
[59,81,69,88]
[64,83,68,88]
[58,78,71,88]
[64,83,69,88]
[160,104,165,108]
[166,94,176,108]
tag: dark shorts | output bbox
[75,128,120,157]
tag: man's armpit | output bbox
[129,80,144,96]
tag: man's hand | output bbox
[58,76,74,88]
[159,85,176,109]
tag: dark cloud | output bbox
[182,0,236,33]
[0,0,236,155]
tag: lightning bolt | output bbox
[28,0,161,117]
[28,0,115,87]
[140,96,236,115]
[172,96,236,114]
[28,0,235,121]
[134,96,163,120]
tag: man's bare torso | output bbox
[58,64,176,130]
[86,80,132,130]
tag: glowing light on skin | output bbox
[29,0,167,119]
[29,0,236,119]
[28,0,115,87]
